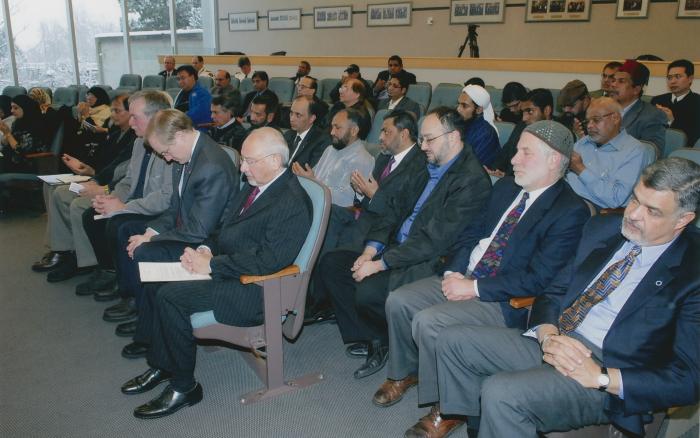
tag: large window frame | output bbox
[0,0,216,87]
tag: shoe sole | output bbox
[103,313,137,323]
[115,327,137,338]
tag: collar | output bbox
[672,91,690,102]
[389,96,405,106]
[428,151,460,178]
[256,168,286,196]
[521,180,557,204]
[297,126,312,141]
[623,235,678,268]
[621,99,639,118]
[391,143,415,167]
[185,131,200,163]
[217,118,237,130]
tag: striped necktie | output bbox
[559,245,642,333]
[239,187,260,216]
[470,192,529,279]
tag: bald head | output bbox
[240,127,289,186]
[586,97,623,145]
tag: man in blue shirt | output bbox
[317,107,491,380]
[566,97,655,209]
[173,65,212,131]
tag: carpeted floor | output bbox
[1,209,697,438]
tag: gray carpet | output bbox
[1,210,696,438]
[0,210,427,438]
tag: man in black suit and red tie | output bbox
[120,127,313,419]
[651,59,700,147]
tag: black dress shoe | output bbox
[122,341,149,359]
[46,253,79,283]
[76,269,116,295]
[354,340,389,379]
[94,287,120,302]
[103,298,137,322]
[121,368,172,395]
[104,298,133,315]
[303,308,337,325]
[346,342,368,358]
[116,320,138,337]
[134,383,203,419]
[32,251,66,272]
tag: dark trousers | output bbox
[319,249,392,345]
[131,240,194,344]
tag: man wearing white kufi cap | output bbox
[456,85,501,168]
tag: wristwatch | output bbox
[597,366,610,391]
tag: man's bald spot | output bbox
[245,127,286,153]
[588,96,622,115]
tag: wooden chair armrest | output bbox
[599,207,625,216]
[240,265,300,285]
[509,296,535,309]
[25,152,55,159]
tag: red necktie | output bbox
[239,187,260,215]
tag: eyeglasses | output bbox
[241,153,274,166]
[418,130,454,146]
[387,82,402,88]
[521,107,538,115]
[297,84,312,90]
[584,112,615,125]
[666,74,687,81]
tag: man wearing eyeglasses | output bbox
[566,97,655,209]
[651,59,700,147]
[590,61,622,99]
[377,75,421,120]
[557,80,591,140]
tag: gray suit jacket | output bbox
[622,99,667,151]
[377,96,422,119]
[110,138,173,216]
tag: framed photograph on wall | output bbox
[268,9,302,30]
[525,0,591,22]
[450,0,505,24]
[677,0,700,17]
[616,0,649,18]
[314,6,353,28]
[367,2,412,27]
[228,12,258,31]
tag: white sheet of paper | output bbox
[69,182,84,194]
[139,262,212,282]
[57,175,91,184]
[38,174,75,185]
[93,209,135,220]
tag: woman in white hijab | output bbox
[457,85,501,167]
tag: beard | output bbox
[332,132,352,150]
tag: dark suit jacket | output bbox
[148,133,238,243]
[365,148,492,290]
[444,177,590,329]
[376,96,422,119]
[158,70,175,78]
[283,124,331,168]
[240,88,277,117]
[622,99,667,151]
[204,170,313,324]
[208,121,248,152]
[529,215,700,435]
[651,91,700,147]
[492,121,526,175]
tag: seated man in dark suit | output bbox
[211,69,239,99]
[173,65,212,131]
[651,59,700,147]
[377,74,421,120]
[428,157,699,438]
[305,110,424,323]
[247,93,280,130]
[208,94,247,151]
[609,59,667,151]
[120,127,313,419]
[284,95,330,168]
[240,71,277,118]
[317,108,492,379]
[378,121,590,435]
[372,55,417,101]
[116,109,238,358]
[158,56,176,78]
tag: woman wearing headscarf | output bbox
[0,96,15,144]
[0,95,50,173]
[457,84,501,168]
[63,86,112,161]
[77,86,111,131]
[28,87,61,145]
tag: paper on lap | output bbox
[139,262,212,282]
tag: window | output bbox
[73,0,122,86]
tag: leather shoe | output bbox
[373,375,418,407]
[345,342,368,358]
[404,405,465,438]
[116,320,138,337]
[75,269,116,295]
[32,251,65,272]
[303,308,336,325]
[353,340,388,379]
[94,287,120,302]
[103,298,137,322]
[134,383,203,419]
[122,341,149,359]
[121,368,172,395]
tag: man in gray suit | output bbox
[608,59,666,152]
[377,74,422,120]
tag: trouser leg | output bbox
[354,269,392,344]
[48,185,78,251]
[321,249,364,343]
[69,197,97,267]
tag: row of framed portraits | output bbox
[228,0,699,31]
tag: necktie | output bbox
[290,135,302,161]
[471,192,530,279]
[239,187,260,216]
[558,245,642,333]
[176,163,188,228]
[379,157,395,181]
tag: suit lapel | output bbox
[235,171,291,220]
[180,135,206,196]
[622,100,642,130]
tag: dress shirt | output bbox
[566,129,655,209]
[387,96,404,111]
[289,127,311,162]
[621,99,639,119]
[672,91,689,103]
[387,143,415,172]
[312,139,375,207]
